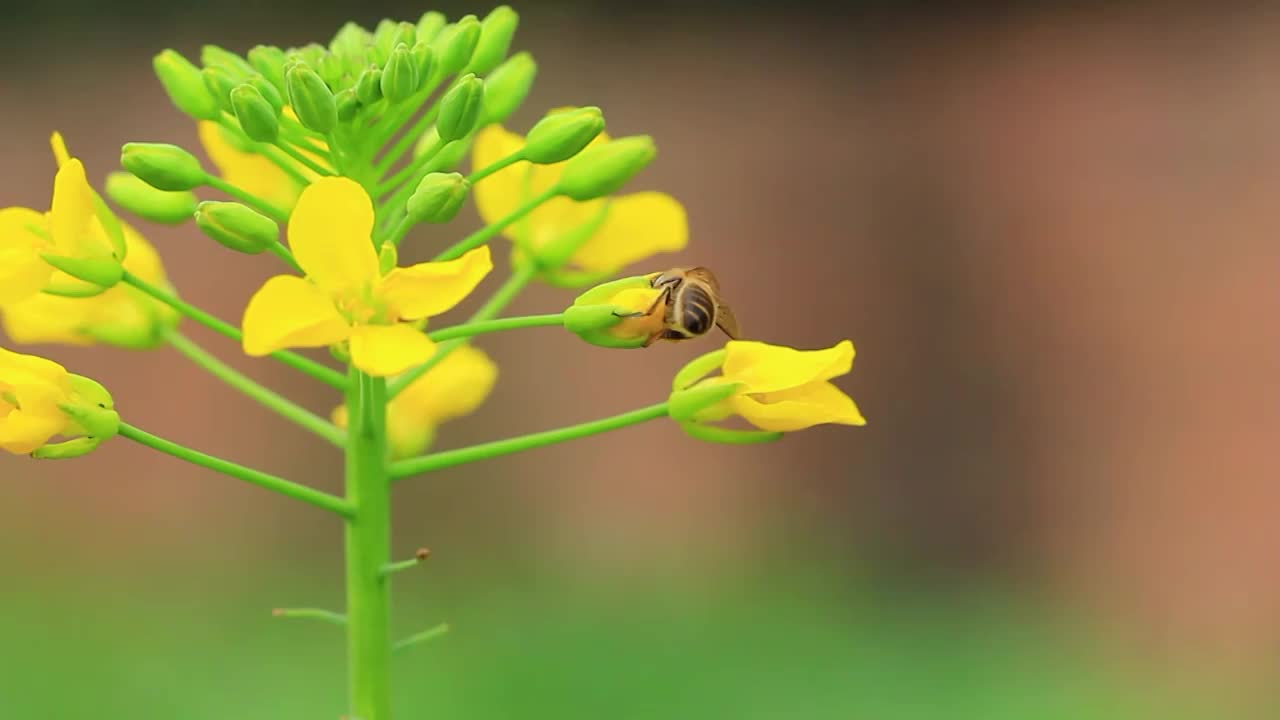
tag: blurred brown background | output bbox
[2,1,1278,717]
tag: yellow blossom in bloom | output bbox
[333,345,498,458]
[197,120,321,210]
[688,340,865,432]
[0,133,123,306]
[1,223,178,348]
[471,124,686,279]
[241,177,493,377]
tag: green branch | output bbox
[388,264,537,397]
[117,423,353,517]
[204,174,290,224]
[426,313,563,342]
[166,332,345,447]
[390,402,670,480]
[122,271,347,391]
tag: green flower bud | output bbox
[523,106,605,163]
[286,63,338,133]
[412,42,435,87]
[556,135,655,201]
[406,172,469,223]
[194,201,279,254]
[335,88,360,122]
[436,74,484,142]
[468,5,519,74]
[329,21,371,61]
[356,66,383,105]
[381,44,419,104]
[248,45,288,93]
[104,172,198,225]
[121,142,207,191]
[317,51,347,90]
[563,274,661,349]
[416,11,447,43]
[295,43,327,68]
[231,84,280,143]
[372,19,398,65]
[62,375,120,439]
[201,65,240,113]
[153,49,220,120]
[437,15,482,77]
[392,21,417,50]
[201,45,255,79]
[480,51,536,126]
[39,254,123,289]
[248,75,284,113]
[427,133,472,172]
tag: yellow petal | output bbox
[570,192,688,273]
[0,346,70,388]
[379,246,492,320]
[721,340,854,395]
[396,345,498,426]
[348,324,435,377]
[521,195,607,254]
[0,208,53,306]
[732,380,865,432]
[288,177,379,293]
[471,125,528,226]
[0,407,65,454]
[120,223,167,282]
[197,121,304,209]
[241,275,350,356]
[1,293,92,346]
[49,131,71,168]
[49,159,97,257]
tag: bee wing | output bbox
[716,303,741,339]
[685,267,720,292]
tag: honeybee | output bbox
[620,267,740,347]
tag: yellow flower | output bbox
[0,347,117,456]
[0,133,123,306]
[1,223,178,348]
[471,124,686,280]
[241,177,493,377]
[680,340,865,432]
[198,120,310,210]
[333,345,498,458]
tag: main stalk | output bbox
[344,369,392,719]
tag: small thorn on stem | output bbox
[392,622,451,654]
[380,547,431,577]
[271,608,348,626]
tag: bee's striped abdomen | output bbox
[678,283,716,336]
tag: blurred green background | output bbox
[2,1,1279,718]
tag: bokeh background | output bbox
[2,1,1278,718]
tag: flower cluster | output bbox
[0,7,864,719]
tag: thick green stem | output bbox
[122,271,347,391]
[166,332,344,447]
[391,402,670,480]
[117,423,352,516]
[426,313,564,342]
[432,189,558,261]
[388,264,537,397]
[344,370,393,720]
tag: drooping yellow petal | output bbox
[48,159,97,257]
[521,195,607,254]
[0,208,53,306]
[570,192,688,273]
[732,380,865,432]
[396,345,498,426]
[379,246,493,320]
[0,347,70,388]
[288,177,379,293]
[1,293,93,346]
[197,121,304,209]
[348,323,435,377]
[241,275,350,356]
[49,132,71,168]
[471,125,527,226]
[721,340,855,395]
[0,407,65,454]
